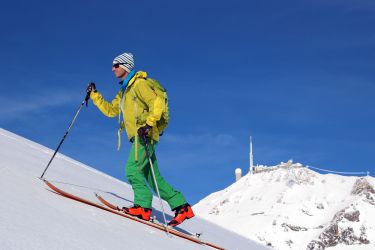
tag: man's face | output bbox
[112,63,128,79]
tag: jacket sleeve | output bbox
[90,90,121,118]
[134,80,165,127]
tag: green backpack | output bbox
[146,78,169,135]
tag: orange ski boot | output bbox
[168,204,195,227]
[122,205,152,221]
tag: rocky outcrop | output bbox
[281,174,372,250]
[351,178,375,205]
[282,223,308,232]
[351,178,375,195]
[307,178,374,249]
[307,223,369,250]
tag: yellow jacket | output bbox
[90,71,165,148]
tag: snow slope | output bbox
[194,163,375,250]
[0,128,268,250]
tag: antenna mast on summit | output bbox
[249,136,254,175]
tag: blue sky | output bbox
[1,0,374,204]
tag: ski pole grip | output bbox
[84,91,91,107]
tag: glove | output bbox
[85,82,96,106]
[86,82,96,94]
[138,124,152,141]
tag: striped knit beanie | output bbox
[113,52,134,73]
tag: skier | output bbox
[86,52,194,227]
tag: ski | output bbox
[42,179,224,250]
[94,193,203,239]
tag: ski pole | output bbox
[39,92,90,179]
[142,136,169,233]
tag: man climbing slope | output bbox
[86,52,194,227]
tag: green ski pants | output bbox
[125,139,187,210]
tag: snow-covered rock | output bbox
[194,163,375,250]
[307,178,374,250]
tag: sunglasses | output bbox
[113,63,129,68]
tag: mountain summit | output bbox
[194,162,375,250]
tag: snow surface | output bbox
[194,163,375,250]
[0,128,268,250]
